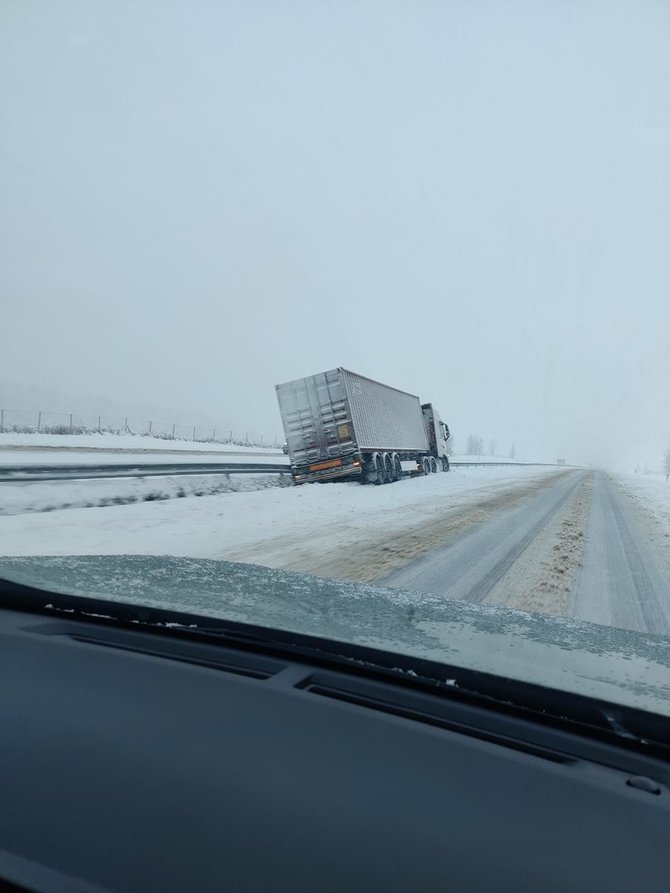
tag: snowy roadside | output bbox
[610,472,670,544]
[0,431,284,459]
[0,449,288,468]
[0,466,565,576]
[1,474,291,516]
[610,473,670,529]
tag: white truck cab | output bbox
[421,403,451,471]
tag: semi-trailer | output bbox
[275,367,450,484]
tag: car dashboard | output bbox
[0,600,669,893]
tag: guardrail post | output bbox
[69,413,73,432]
[148,420,152,434]
[193,426,196,441]
[212,428,216,441]
[98,416,101,432]
[171,423,176,439]
[0,409,3,433]
[37,411,41,431]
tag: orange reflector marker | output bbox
[309,458,343,472]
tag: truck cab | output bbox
[421,403,451,471]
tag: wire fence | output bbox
[0,408,281,449]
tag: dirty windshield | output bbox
[2,2,670,712]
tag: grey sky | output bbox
[2,0,669,466]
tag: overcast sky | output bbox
[1,0,669,467]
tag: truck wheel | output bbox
[430,457,438,474]
[392,454,402,481]
[362,456,377,484]
[442,457,450,472]
[375,454,386,485]
[422,457,431,475]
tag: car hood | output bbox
[1,554,669,718]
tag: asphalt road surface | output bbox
[381,470,670,636]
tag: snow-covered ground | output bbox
[0,449,287,468]
[1,474,290,517]
[0,433,286,470]
[0,431,283,458]
[0,467,563,579]
[611,472,670,537]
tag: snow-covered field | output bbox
[0,467,564,580]
[0,431,284,461]
[0,450,287,468]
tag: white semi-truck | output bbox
[275,367,450,484]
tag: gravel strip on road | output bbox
[483,474,592,616]
[378,471,585,600]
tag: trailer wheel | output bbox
[375,453,386,485]
[422,457,431,475]
[442,456,450,472]
[392,454,402,482]
[361,456,376,484]
[383,454,394,484]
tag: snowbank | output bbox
[611,472,670,538]
[1,473,291,517]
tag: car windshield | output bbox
[2,1,670,719]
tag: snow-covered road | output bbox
[383,470,670,635]
[573,472,670,633]
[0,465,560,563]
[2,463,669,636]
[382,470,588,611]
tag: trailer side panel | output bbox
[341,369,428,452]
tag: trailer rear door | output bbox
[276,369,357,468]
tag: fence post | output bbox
[229,430,232,442]
[193,426,196,441]
[260,433,263,445]
[0,409,3,433]
[172,423,176,439]
[124,418,129,433]
[212,428,216,442]
[98,416,101,432]
[69,413,73,432]
[37,411,42,432]
[245,432,248,445]
[148,420,152,434]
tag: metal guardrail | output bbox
[0,459,565,484]
[449,462,561,468]
[0,462,290,483]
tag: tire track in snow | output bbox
[379,472,587,604]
